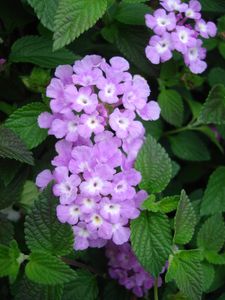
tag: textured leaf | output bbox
[201,167,225,215]
[25,251,76,285]
[131,211,172,277]
[195,126,224,153]
[143,195,179,213]
[27,0,59,31]
[0,214,14,245]
[5,102,48,149]
[198,84,225,125]
[135,135,172,194]
[0,127,33,165]
[62,269,98,300]
[201,0,225,12]
[169,131,210,161]
[20,181,39,211]
[174,190,197,245]
[202,262,215,292]
[114,3,152,25]
[14,277,63,300]
[197,214,225,252]
[53,0,107,50]
[166,250,203,300]
[0,240,20,278]
[204,251,225,265]
[208,67,225,87]
[25,186,74,256]
[158,90,184,127]
[9,36,76,68]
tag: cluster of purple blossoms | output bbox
[36,55,160,251]
[106,242,164,297]
[145,0,217,74]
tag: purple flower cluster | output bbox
[145,0,217,74]
[106,242,164,297]
[36,55,160,250]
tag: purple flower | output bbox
[78,113,104,138]
[36,169,53,190]
[171,26,196,54]
[137,101,161,121]
[69,145,94,174]
[73,222,91,250]
[145,9,176,35]
[184,39,207,74]
[145,33,174,64]
[57,203,81,225]
[55,65,73,85]
[52,140,73,167]
[195,19,217,38]
[160,0,188,12]
[185,0,201,20]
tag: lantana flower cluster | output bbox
[145,0,217,74]
[106,242,164,297]
[36,55,160,251]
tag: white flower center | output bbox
[105,203,120,214]
[185,9,194,18]
[188,47,198,61]
[76,94,90,106]
[67,120,78,132]
[179,30,188,43]
[83,198,95,208]
[78,228,89,238]
[87,177,104,194]
[91,214,103,226]
[69,205,80,217]
[157,17,169,27]
[199,23,207,32]
[156,40,169,53]
[104,83,115,97]
[117,117,130,130]
[114,180,127,193]
[87,117,99,129]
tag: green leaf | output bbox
[201,167,225,216]
[219,42,225,60]
[53,0,107,50]
[143,195,179,213]
[62,269,98,300]
[103,281,131,300]
[166,250,203,300]
[122,0,147,3]
[195,126,224,153]
[21,67,51,93]
[135,135,172,194]
[171,160,180,178]
[198,84,225,125]
[25,251,76,285]
[20,181,39,211]
[5,102,48,149]
[169,131,210,161]
[0,127,33,165]
[197,214,225,252]
[114,3,152,25]
[9,36,76,68]
[204,251,225,265]
[201,0,225,12]
[14,277,63,300]
[25,186,73,256]
[158,90,184,127]
[131,211,172,277]
[0,240,21,279]
[208,67,225,87]
[0,214,14,245]
[201,262,215,292]
[27,0,59,31]
[174,190,197,245]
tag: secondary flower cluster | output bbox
[36,55,160,250]
[145,0,217,74]
[106,242,164,297]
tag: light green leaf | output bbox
[143,195,179,213]
[27,0,59,31]
[114,3,152,25]
[62,269,98,300]
[131,211,172,277]
[198,84,225,125]
[174,190,197,245]
[5,102,48,149]
[158,90,184,127]
[201,167,225,216]
[53,0,107,50]
[0,127,34,165]
[0,240,21,279]
[204,251,225,265]
[25,251,76,285]
[169,131,210,161]
[20,181,39,211]
[9,36,76,68]
[202,262,215,292]
[25,186,74,256]
[135,135,172,194]
[197,214,225,252]
[166,250,203,300]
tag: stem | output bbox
[163,121,200,136]
[154,278,159,300]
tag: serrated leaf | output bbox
[174,190,196,245]
[62,269,98,300]
[158,90,184,127]
[197,214,225,252]
[131,211,172,277]
[0,214,14,245]
[25,186,73,256]
[202,262,215,292]
[5,102,48,149]
[204,251,225,265]
[169,131,210,161]
[0,127,33,165]
[171,160,180,178]
[135,135,172,194]
[9,36,76,68]
[14,276,63,300]
[20,181,39,211]
[195,126,224,153]
[114,3,152,25]
[53,0,107,50]
[166,250,203,300]
[25,251,76,285]
[157,196,180,213]
[201,167,225,216]
[198,84,225,125]
[0,240,20,279]
[27,0,59,31]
